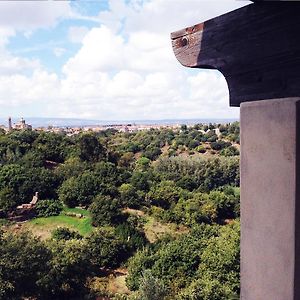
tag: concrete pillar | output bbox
[240,98,300,300]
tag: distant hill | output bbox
[0,117,238,128]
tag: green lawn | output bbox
[24,207,93,239]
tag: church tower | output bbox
[8,117,12,131]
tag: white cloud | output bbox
[63,26,125,74]
[100,0,249,35]
[68,26,89,43]
[57,0,247,120]
[0,0,249,120]
[0,69,59,107]
[0,1,71,31]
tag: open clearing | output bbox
[22,207,93,239]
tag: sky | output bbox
[0,0,250,121]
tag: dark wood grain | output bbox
[171,2,300,107]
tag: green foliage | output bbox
[78,133,107,162]
[137,270,167,300]
[179,222,240,299]
[173,194,217,226]
[0,187,17,213]
[52,227,83,240]
[130,171,152,192]
[36,200,63,217]
[154,156,239,192]
[195,145,206,153]
[120,141,141,154]
[176,176,197,191]
[33,132,72,163]
[86,228,128,268]
[119,183,140,208]
[115,222,148,252]
[0,231,51,299]
[43,239,92,298]
[0,124,241,299]
[55,157,89,180]
[210,140,231,151]
[126,248,156,291]
[89,195,122,226]
[208,190,238,220]
[127,225,220,295]
[220,145,240,157]
[146,181,183,209]
[118,152,135,168]
[143,146,162,161]
[58,171,103,207]
[127,223,240,298]
[135,157,151,171]
[0,164,61,204]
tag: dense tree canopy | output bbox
[0,123,241,299]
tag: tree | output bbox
[146,181,183,209]
[78,133,106,162]
[126,248,156,291]
[0,164,27,204]
[0,187,17,213]
[33,132,72,163]
[118,152,135,168]
[176,176,197,191]
[211,140,231,151]
[126,224,220,296]
[173,194,217,226]
[143,146,161,161]
[42,239,92,299]
[179,222,240,300]
[52,227,82,240]
[55,157,89,180]
[137,270,167,300]
[0,164,61,205]
[58,171,101,207]
[89,195,122,226]
[135,157,151,171]
[209,190,237,220]
[86,228,127,268]
[0,231,51,299]
[119,183,140,208]
[220,146,240,157]
[115,222,148,252]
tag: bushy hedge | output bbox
[35,199,63,217]
[52,227,82,240]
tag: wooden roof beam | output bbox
[171,2,300,106]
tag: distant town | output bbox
[0,117,183,136]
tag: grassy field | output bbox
[23,207,93,239]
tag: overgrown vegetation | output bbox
[0,122,240,299]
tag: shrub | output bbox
[115,222,148,252]
[137,270,167,300]
[86,228,128,268]
[220,146,240,156]
[211,140,231,151]
[52,227,82,240]
[35,200,62,217]
[89,195,123,226]
[195,145,206,153]
[0,187,17,213]
[119,183,140,208]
